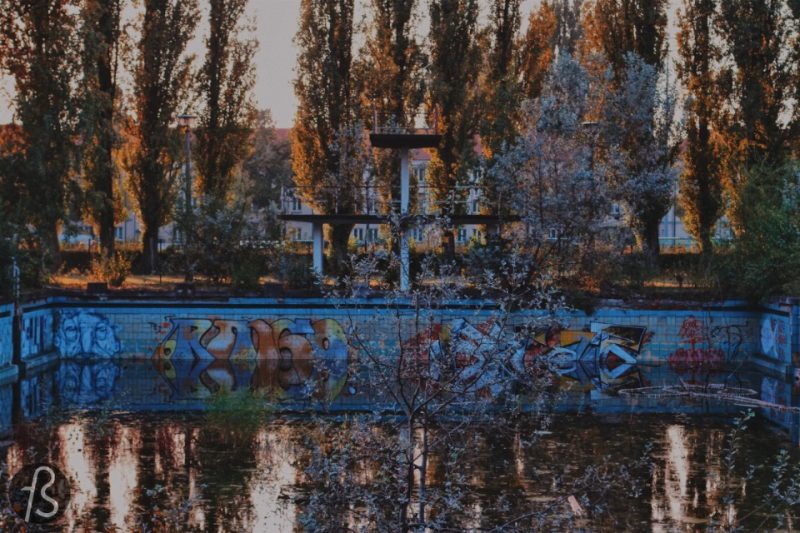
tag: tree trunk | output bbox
[99,192,116,258]
[699,227,713,256]
[43,222,62,270]
[642,218,661,266]
[143,224,159,274]
[443,229,455,260]
[96,0,117,259]
[329,224,354,275]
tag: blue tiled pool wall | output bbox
[4,298,797,368]
[0,303,13,368]
[1,297,799,434]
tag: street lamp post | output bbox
[177,113,197,282]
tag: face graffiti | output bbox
[152,317,352,402]
[55,312,122,358]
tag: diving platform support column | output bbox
[400,149,410,292]
[312,222,323,277]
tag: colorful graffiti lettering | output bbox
[56,311,121,358]
[760,317,787,360]
[667,317,745,377]
[527,323,649,393]
[152,318,351,402]
[409,320,648,395]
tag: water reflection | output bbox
[109,425,140,531]
[3,412,794,532]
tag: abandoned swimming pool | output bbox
[0,296,799,530]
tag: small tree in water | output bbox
[293,222,651,531]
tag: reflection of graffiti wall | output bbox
[760,376,795,431]
[57,360,121,405]
[56,311,121,358]
[152,318,351,402]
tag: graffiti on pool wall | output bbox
[527,323,649,393]
[667,316,746,376]
[407,319,649,395]
[760,317,787,360]
[152,318,351,401]
[56,311,121,358]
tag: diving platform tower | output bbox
[368,124,441,291]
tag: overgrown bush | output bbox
[177,202,271,286]
[90,251,132,287]
[0,215,48,300]
[275,247,317,289]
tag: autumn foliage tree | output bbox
[715,0,795,234]
[292,0,365,269]
[125,0,199,272]
[78,0,125,258]
[427,0,482,254]
[480,0,522,159]
[676,0,723,254]
[582,0,668,78]
[520,1,557,101]
[359,0,426,212]
[195,0,257,208]
[0,0,80,267]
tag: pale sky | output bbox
[0,0,677,128]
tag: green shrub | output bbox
[724,163,800,301]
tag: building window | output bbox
[368,228,378,242]
[471,200,479,214]
[292,197,302,211]
[548,228,558,241]
[290,227,303,241]
[115,227,123,240]
[353,228,364,241]
[457,228,467,243]
[611,203,622,219]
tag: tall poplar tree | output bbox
[292,0,364,268]
[481,0,522,159]
[0,0,79,267]
[716,0,794,233]
[195,0,257,207]
[582,0,668,76]
[554,0,583,55]
[79,0,124,258]
[359,0,425,212]
[427,0,481,255]
[676,0,722,254]
[126,0,199,272]
[520,1,557,101]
